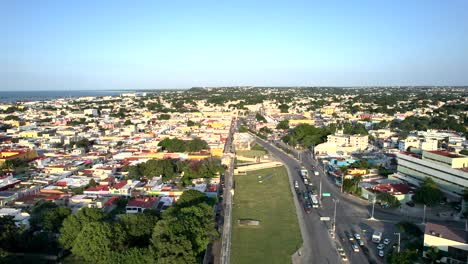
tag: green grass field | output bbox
[231,167,301,264]
[235,150,267,158]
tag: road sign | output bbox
[320,217,330,221]
[322,192,331,197]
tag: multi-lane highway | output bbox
[255,137,404,264]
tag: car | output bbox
[383,238,390,245]
[347,233,354,241]
[406,201,415,207]
[294,181,299,189]
[337,245,344,252]
[359,240,365,246]
[341,255,348,262]
[352,244,360,252]
[455,205,461,211]
[378,250,384,257]
[304,179,309,185]
[377,243,385,250]
[354,233,361,240]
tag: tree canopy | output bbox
[412,178,444,206]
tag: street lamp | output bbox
[394,232,401,253]
[333,199,339,233]
[369,195,376,220]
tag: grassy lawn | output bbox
[231,167,301,264]
[236,150,267,158]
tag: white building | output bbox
[327,133,369,150]
[423,222,468,264]
[392,150,468,198]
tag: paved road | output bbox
[260,139,467,264]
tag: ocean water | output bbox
[0,90,133,103]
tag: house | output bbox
[126,197,158,213]
[423,222,468,263]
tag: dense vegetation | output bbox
[158,138,209,153]
[123,157,225,185]
[0,191,217,264]
[282,124,336,148]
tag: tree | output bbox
[376,193,401,208]
[0,216,20,252]
[278,104,289,113]
[42,207,71,232]
[119,213,159,248]
[259,126,272,134]
[158,138,186,152]
[150,201,218,263]
[124,119,132,126]
[460,149,468,156]
[239,126,248,133]
[343,175,362,195]
[88,178,98,187]
[412,178,443,206]
[425,246,441,263]
[71,222,113,264]
[388,249,418,264]
[187,120,196,126]
[187,138,209,152]
[255,113,267,123]
[176,190,208,208]
[75,138,91,149]
[276,120,289,130]
[159,114,171,120]
[59,207,106,249]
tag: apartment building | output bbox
[327,133,369,150]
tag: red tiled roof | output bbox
[127,197,158,209]
[112,180,128,189]
[85,185,109,192]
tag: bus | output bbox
[311,195,319,208]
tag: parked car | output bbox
[347,232,354,241]
[352,244,360,252]
[378,250,384,257]
[354,233,361,240]
[383,238,390,245]
[341,255,348,262]
[359,240,365,246]
[377,243,385,250]
[406,201,415,207]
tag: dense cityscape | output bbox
[0,86,466,264]
[3,0,468,263]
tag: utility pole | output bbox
[333,199,339,233]
[340,175,344,193]
[423,204,427,224]
[394,232,401,253]
[319,176,323,207]
[370,195,376,220]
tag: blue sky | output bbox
[1,0,468,90]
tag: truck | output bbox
[372,231,382,243]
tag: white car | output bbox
[352,244,360,252]
[341,255,348,262]
[304,179,309,185]
[383,238,390,245]
[377,243,385,250]
[378,250,384,257]
[354,233,361,240]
